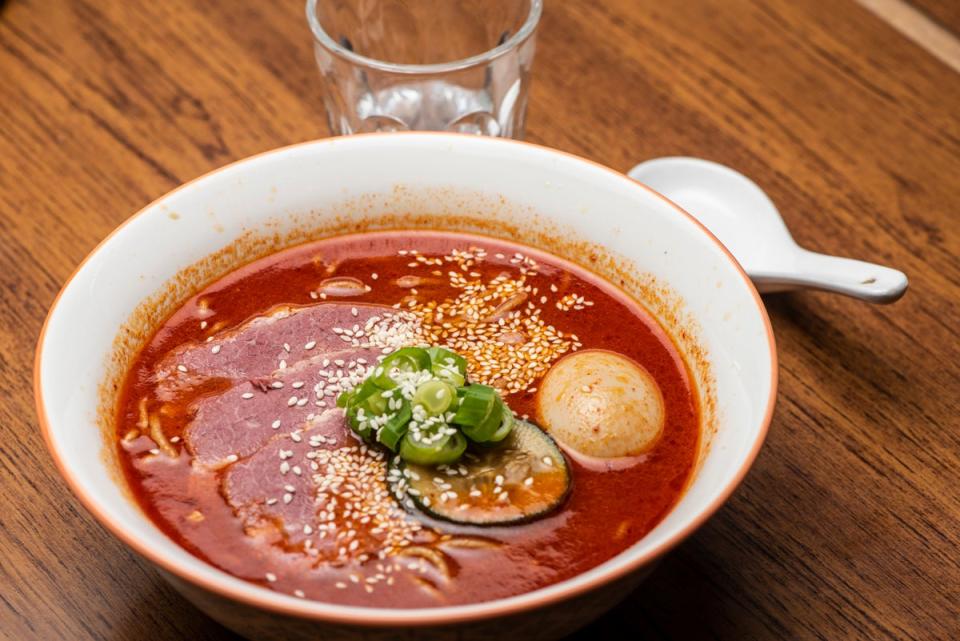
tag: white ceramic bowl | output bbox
[35,133,776,640]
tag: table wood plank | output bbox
[1,0,957,639]
[907,0,960,35]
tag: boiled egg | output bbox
[537,350,665,458]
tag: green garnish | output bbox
[336,346,513,466]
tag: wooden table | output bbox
[2,1,958,639]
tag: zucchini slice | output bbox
[388,420,571,526]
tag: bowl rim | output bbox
[34,132,777,627]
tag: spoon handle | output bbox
[751,249,908,303]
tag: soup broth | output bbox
[116,231,699,607]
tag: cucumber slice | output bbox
[388,420,571,526]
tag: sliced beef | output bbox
[166,301,426,558]
[184,346,382,465]
[157,303,406,389]
[223,409,348,547]
[171,301,413,464]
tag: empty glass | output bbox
[306,0,541,138]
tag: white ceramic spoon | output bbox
[628,157,908,303]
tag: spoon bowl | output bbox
[628,157,908,303]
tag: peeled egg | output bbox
[537,350,665,458]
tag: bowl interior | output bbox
[36,133,774,623]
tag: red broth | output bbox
[116,231,699,607]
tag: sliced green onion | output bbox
[461,395,503,443]
[400,430,467,466]
[427,346,468,386]
[373,347,431,387]
[345,406,371,440]
[413,380,456,415]
[349,378,388,416]
[452,384,497,427]
[487,400,514,442]
[339,346,515,466]
[378,402,411,452]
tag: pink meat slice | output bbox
[184,344,383,465]
[223,409,349,546]
[156,303,398,388]
[162,300,424,549]
[167,301,409,464]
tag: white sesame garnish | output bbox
[176,364,187,373]
[241,392,254,399]
[211,344,221,354]
[304,341,316,350]
[265,572,277,582]
[225,454,238,463]
[294,589,305,598]
[283,493,293,504]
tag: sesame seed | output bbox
[241,392,254,399]
[176,365,187,373]
[271,419,281,429]
[225,454,238,463]
[211,345,221,354]
[265,572,277,582]
[294,590,305,598]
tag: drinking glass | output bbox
[306,0,541,138]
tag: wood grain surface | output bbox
[906,0,960,35]
[2,0,958,639]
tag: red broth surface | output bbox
[116,231,699,607]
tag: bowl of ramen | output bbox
[35,133,776,640]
